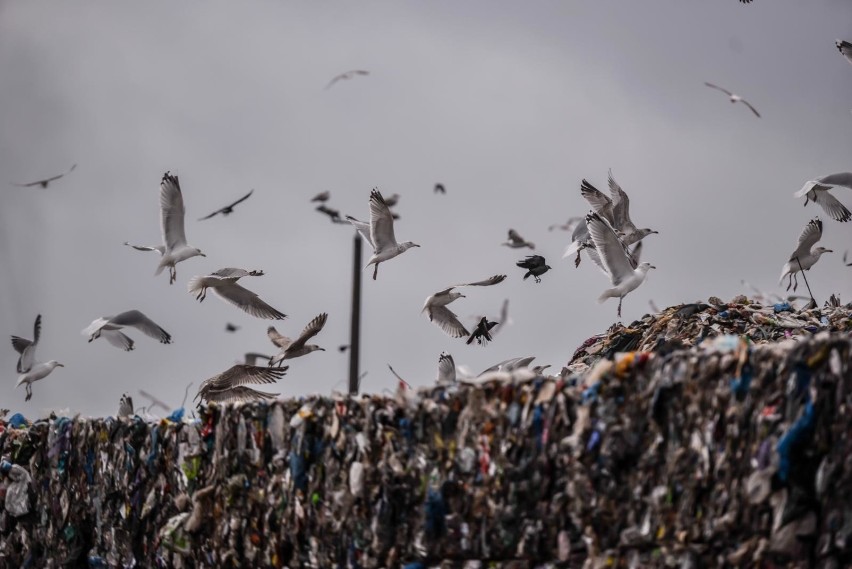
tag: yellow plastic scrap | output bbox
[807,344,830,369]
[615,352,637,378]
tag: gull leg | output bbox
[25,385,32,402]
[373,263,379,281]
[793,274,799,292]
[170,266,177,285]
[786,274,792,292]
[617,297,623,319]
[574,251,581,268]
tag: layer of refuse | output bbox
[0,297,850,567]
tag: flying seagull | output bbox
[188,268,286,320]
[316,204,347,224]
[12,163,76,189]
[346,189,420,280]
[548,217,583,232]
[82,310,172,350]
[779,218,832,291]
[794,172,852,222]
[118,394,134,418]
[195,364,287,404]
[124,172,206,284]
[434,183,446,194]
[704,82,760,117]
[837,40,852,65]
[197,189,254,220]
[586,212,656,318]
[466,317,499,346]
[325,69,369,90]
[311,191,330,203]
[422,275,507,338]
[11,314,63,401]
[268,313,328,366]
[502,229,535,249]
[516,255,551,283]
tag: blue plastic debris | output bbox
[773,302,792,313]
[6,413,27,428]
[730,362,753,400]
[776,400,816,482]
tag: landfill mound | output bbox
[0,296,850,567]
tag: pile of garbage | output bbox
[0,297,850,567]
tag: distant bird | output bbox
[315,204,347,224]
[383,193,401,208]
[422,275,507,338]
[195,364,287,404]
[586,212,656,318]
[434,183,446,194]
[502,229,535,249]
[516,255,551,283]
[844,251,852,267]
[779,218,832,291]
[243,352,273,366]
[188,268,286,320]
[325,69,369,90]
[124,172,206,284]
[338,345,350,352]
[480,356,536,375]
[837,40,852,65]
[466,317,498,346]
[17,360,64,402]
[225,323,240,333]
[138,389,171,412]
[12,163,76,189]
[346,189,420,280]
[387,364,412,390]
[492,298,512,335]
[436,352,456,385]
[704,82,761,117]
[311,191,330,203]
[268,313,328,366]
[548,217,583,232]
[795,172,852,222]
[118,394,134,418]
[10,314,41,373]
[197,189,254,220]
[83,310,172,350]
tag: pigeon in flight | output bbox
[11,314,63,401]
[268,313,328,366]
[422,275,506,338]
[434,183,446,194]
[704,82,761,117]
[836,40,852,65]
[82,310,172,350]
[779,218,832,291]
[12,163,76,189]
[795,172,852,222]
[346,189,420,280]
[195,364,287,404]
[311,191,331,203]
[516,255,551,283]
[466,317,499,346]
[585,212,656,318]
[197,189,254,220]
[502,229,535,249]
[188,268,286,320]
[325,69,370,90]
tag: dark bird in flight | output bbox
[325,69,370,90]
[311,191,330,203]
[502,229,535,249]
[225,323,240,333]
[516,255,551,283]
[704,82,761,117]
[466,317,499,346]
[316,204,347,224]
[13,163,77,189]
[198,189,254,220]
[434,183,446,194]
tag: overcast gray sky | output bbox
[1,0,850,417]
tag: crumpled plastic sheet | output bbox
[0,302,849,567]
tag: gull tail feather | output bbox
[562,241,581,259]
[187,276,205,294]
[597,289,617,304]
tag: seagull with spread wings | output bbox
[779,218,832,291]
[267,313,328,366]
[422,275,506,338]
[795,172,852,222]
[325,69,370,90]
[436,352,456,386]
[188,268,286,320]
[586,212,656,318]
[346,189,420,280]
[12,163,76,189]
[704,82,761,117]
[82,310,172,351]
[502,229,535,249]
[195,364,287,404]
[11,314,64,401]
[837,40,852,65]
[197,189,254,220]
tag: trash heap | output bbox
[0,297,850,568]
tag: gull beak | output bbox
[200,253,207,257]
[460,294,466,298]
[319,348,326,351]
[650,265,657,269]
[825,249,834,253]
[57,363,65,367]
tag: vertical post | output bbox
[348,234,362,395]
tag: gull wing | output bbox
[580,179,615,225]
[812,185,852,222]
[109,310,172,344]
[628,240,643,268]
[212,283,287,320]
[789,218,823,261]
[704,82,733,97]
[436,353,456,384]
[202,386,280,404]
[345,216,374,247]
[286,313,328,352]
[740,99,761,118]
[160,173,188,251]
[101,329,135,351]
[208,364,287,389]
[838,40,852,65]
[123,242,165,254]
[815,172,852,187]
[585,212,635,286]
[198,189,254,220]
[427,305,469,338]
[450,274,507,289]
[267,326,292,349]
[12,164,76,188]
[608,169,636,234]
[210,267,260,279]
[368,189,397,252]
[11,314,41,373]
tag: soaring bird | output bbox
[268,313,328,366]
[516,255,551,283]
[704,82,761,117]
[118,394,134,418]
[466,317,499,346]
[779,218,832,292]
[795,172,852,222]
[82,310,172,350]
[422,275,507,338]
[12,163,76,189]
[311,191,331,203]
[325,69,370,90]
[502,229,535,249]
[188,268,286,320]
[346,189,420,280]
[837,40,852,65]
[195,364,287,404]
[434,183,446,194]
[124,172,206,284]
[586,212,656,318]
[197,189,254,220]
[11,314,63,401]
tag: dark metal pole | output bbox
[348,234,362,395]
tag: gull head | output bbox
[195,248,206,257]
[816,247,834,255]
[48,361,65,368]
[638,262,656,272]
[400,242,420,252]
